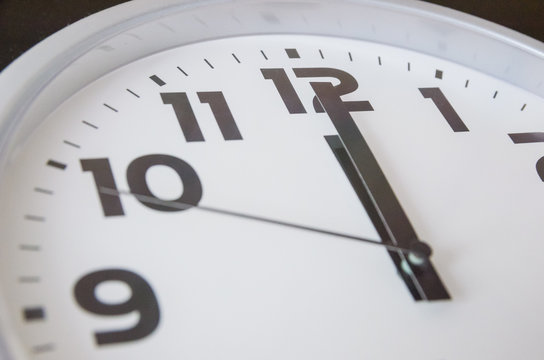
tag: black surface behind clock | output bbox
[0,0,543,71]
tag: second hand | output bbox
[99,187,430,259]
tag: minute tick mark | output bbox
[127,88,140,98]
[63,140,81,149]
[19,276,40,284]
[177,67,189,76]
[19,244,41,252]
[24,215,45,222]
[34,187,53,195]
[31,343,55,354]
[204,59,214,69]
[82,120,98,129]
[103,103,118,112]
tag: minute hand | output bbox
[310,82,450,301]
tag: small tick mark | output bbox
[19,244,41,252]
[204,59,214,69]
[126,89,140,98]
[63,140,80,149]
[103,103,118,112]
[31,343,55,354]
[82,121,98,129]
[177,67,188,76]
[25,215,45,222]
[34,187,53,195]
[19,276,40,284]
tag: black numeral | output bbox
[161,91,242,142]
[81,159,125,216]
[74,269,160,346]
[198,91,243,140]
[261,68,306,114]
[262,67,373,114]
[127,154,202,212]
[509,132,544,181]
[81,155,202,216]
[161,92,203,142]
[293,67,373,113]
[419,87,469,132]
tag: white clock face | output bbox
[0,14,544,360]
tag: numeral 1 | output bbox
[419,87,469,132]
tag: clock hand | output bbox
[99,187,431,261]
[310,81,450,301]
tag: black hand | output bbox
[311,81,450,301]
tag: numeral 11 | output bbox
[161,91,243,142]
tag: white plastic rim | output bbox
[1,0,543,159]
[0,0,542,358]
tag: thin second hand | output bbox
[99,187,414,255]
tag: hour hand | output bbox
[312,81,450,301]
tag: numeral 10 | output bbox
[81,154,202,216]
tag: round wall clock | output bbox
[0,0,543,359]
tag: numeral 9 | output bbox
[74,269,160,345]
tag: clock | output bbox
[1,0,543,359]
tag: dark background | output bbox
[0,0,543,71]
